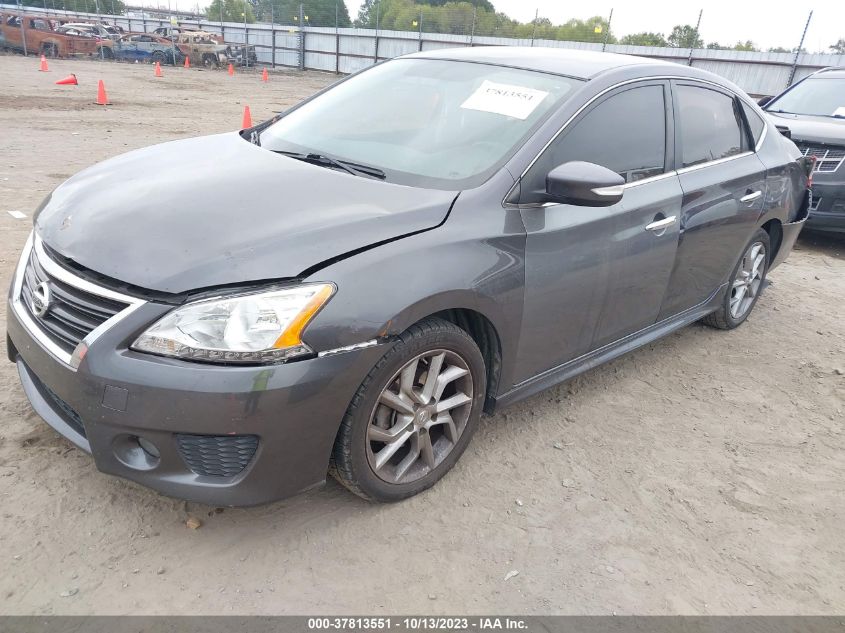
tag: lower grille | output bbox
[176,434,259,477]
[27,368,87,438]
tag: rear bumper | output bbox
[7,299,388,506]
[769,190,810,270]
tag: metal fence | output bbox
[3,3,844,96]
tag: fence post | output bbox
[469,5,476,46]
[687,9,702,66]
[17,0,27,56]
[530,8,537,47]
[787,10,813,87]
[602,8,613,52]
[335,2,340,74]
[271,6,276,69]
[418,8,423,52]
[298,3,305,70]
[373,1,380,63]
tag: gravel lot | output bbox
[0,54,843,616]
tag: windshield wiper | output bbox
[273,150,385,180]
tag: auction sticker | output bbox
[461,81,549,120]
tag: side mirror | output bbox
[757,95,773,108]
[545,161,625,207]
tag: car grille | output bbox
[175,434,259,477]
[796,143,845,173]
[20,247,129,355]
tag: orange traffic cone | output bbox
[242,105,252,128]
[261,67,268,82]
[39,54,49,72]
[55,73,78,86]
[95,79,111,105]
[228,63,234,76]
[154,61,163,77]
[184,55,190,69]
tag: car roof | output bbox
[814,67,845,79]
[403,46,666,80]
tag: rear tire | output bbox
[702,228,770,330]
[330,318,486,502]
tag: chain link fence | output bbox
[3,2,844,96]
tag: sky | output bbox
[339,0,845,53]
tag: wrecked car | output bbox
[8,48,810,506]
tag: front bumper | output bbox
[7,296,388,506]
[806,181,845,233]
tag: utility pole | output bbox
[686,9,702,66]
[787,10,813,87]
[602,8,613,52]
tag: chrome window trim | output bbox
[503,75,765,208]
[676,151,754,175]
[11,232,146,371]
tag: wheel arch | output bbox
[761,218,783,264]
[425,308,502,413]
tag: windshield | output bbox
[259,58,581,189]
[767,74,845,117]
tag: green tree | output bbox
[207,0,255,23]
[255,0,350,26]
[706,41,723,49]
[733,40,758,51]
[667,24,703,48]
[830,38,845,54]
[768,46,791,53]
[620,32,667,47]
[20,0,126,13]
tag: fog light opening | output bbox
[112,434,160,471]
[136,436,160,459]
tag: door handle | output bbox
[740,190,763,203]
[645,216,677,233]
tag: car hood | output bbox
[35,133,457,294]
[765,111,845,145]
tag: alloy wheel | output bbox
[730,241,766,319]
[366,349,474,485]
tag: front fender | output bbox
[301,203,526,396]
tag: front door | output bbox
[658,82,767,319]
[514,81,682,383]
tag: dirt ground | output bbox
[0,54,843,616]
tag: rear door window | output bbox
[676,85,746,168]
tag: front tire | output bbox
[330,318,486,502]
[702,228,770,330]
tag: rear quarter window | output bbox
[741,101,765,147]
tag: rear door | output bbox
[658,81,767,319]
[514,80,683,382]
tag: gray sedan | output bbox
[7,48,810,505]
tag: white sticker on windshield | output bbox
[460,80,549,120]
[833,106,845,117]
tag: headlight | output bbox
[131,284,334,363]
